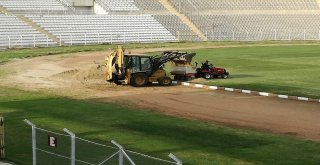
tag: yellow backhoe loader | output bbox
[101,46,196,87]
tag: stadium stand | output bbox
[0,0,68,12]
[153,14,201,41]
[97,0,139,11]
[0,13,56,49]
[1,0,320,49]
[134,0,166,11]
[170,0,320,10]
[203,14,320,40]
[27,14,176,45]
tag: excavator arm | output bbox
[104,46,125,81]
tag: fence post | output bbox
[111,140,136,165]
[59,34,62,46]
[0,117,4,159]
[8,36,11,49]
[85,33,87,45]
[47,36,49,47]
[232,31,235,41]
[303,29,306,40]
[169,153,182,165]
[274,30,277,40]
[98,33,100,44]
[33,35,36,47]
[288,30,291,41]
[63,128,75,165]
[70,35,73,46]
[24,119,37,165]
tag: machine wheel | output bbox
[159,77,172,86]
[204,73,211,79]
[222,74,228,79]
[131,73,148,87]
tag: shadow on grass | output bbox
[0,98,320,165]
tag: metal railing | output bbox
[2,29,320,50]
[24,119,182,165]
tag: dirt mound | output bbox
[51,66,117,89]
[189,78,208,84]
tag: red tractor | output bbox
[195,61,229,79]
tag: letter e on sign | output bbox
[48,135,57,148]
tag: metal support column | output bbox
[63,128,75,165]
[24,119,37,165]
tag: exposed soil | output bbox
[0,47,319,141]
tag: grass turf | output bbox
[1,87,320,165]
[169,45,320,98]
[1,41,320,64]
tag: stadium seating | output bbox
[27,15,177,45]
[134,0,166,11]
[0,0,68,12]
[153,14,201,41]
[0,13,56,49]
[170,0,320,10]
[200,14,320,40]
[97,0,139,11]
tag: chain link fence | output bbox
[24,119,182,165]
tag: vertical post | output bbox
[110,35,113,44]
[288,30,291,41]
[246,31,249,41]
[232,31,235,41]
[8,36,11,49]
[303,29,306,40]
[0,117,4,159]
[260,31,263,41]
[33,35,36,48]
[85,33,87,45]
[70,35,73,46]
[111,140,135,165]
[169,153,182,165]
[97,33,100,44]
[20,35,23,47]
[112,140,124,165]
[24,119,36,165]
[63,128,75,165]
[274,30,277,40]
[59,34,62,46]
[46,36,49,47]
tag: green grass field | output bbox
[1,41,320,164]
[190,45,320,98]
[1,87,320,165]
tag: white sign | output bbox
[48,135,57,148]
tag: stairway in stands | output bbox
[158,0,207,41]
[16,15,63,45]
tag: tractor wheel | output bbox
[159,77,172,86]
[222,74,228,79]
[131,73,148,87]
[204,73,211,79]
